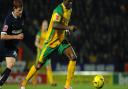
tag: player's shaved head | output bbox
[63,0,73,9]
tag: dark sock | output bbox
[0,68,11,86]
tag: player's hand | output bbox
[66,30,71,35]
[38,45,43,49]
[67,25,78,32]
[16,33,24,40]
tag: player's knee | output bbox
[72,57,77,61]
[35,62,44,70]
[7,62,15,69]
[70,55,77,61]
[35,63,42,70]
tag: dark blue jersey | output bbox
[1,12,24,50]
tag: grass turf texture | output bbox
[2,84,128,89]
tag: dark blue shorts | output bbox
[0,48,17,62]
[5,49,18,58]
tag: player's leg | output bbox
[58,40,77,89]
[32,48,40,85]
[21,61,44,88]
[45,59,57,86]
[21,45,55,88]
[21,45,48,87]
[64,46,77,89]
[0,57,15,86]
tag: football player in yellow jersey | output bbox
[21,0,77,89]
[32,20,56,86]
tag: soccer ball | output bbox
[92,75,104,89]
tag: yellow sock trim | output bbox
[65,60,76,88]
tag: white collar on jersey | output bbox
[12,12,18,19]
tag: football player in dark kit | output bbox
[0,0,24,88]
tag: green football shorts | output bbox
[38,40,71,63]
[36,48,51,66]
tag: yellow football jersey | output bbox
[37,30,47,46]
[45,3,72,48]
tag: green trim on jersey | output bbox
[53,4,63,16]
[38,40,71,63]
[47,4,63,43]
[36,48,51,66]
[37,31,41,37]
[46,29,55,43]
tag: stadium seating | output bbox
[1,0,128,71]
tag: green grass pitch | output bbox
[3,84,128,89]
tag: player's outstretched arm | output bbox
[1,33,24,40]
[53,22,68,30]
[35,35,42,49]
[53,22,77,32]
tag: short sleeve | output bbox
[1,17,11,35]
[52,5,63,23]
[36,31,41,38]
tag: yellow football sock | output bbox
[22,65,37,86]
[65,60,76,88]
[32,72,38,85]
[46,66,54,84]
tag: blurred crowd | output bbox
[1,0,128,71]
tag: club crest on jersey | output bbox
[56,15,59,20]
[3,25,8,31]
[55,14,61,21]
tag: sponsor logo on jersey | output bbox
[12,29,22,34]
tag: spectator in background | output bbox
[32,20,56,86]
